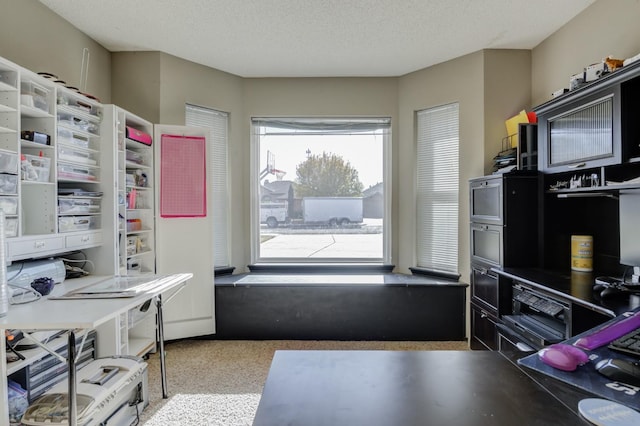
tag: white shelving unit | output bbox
[20,70,57,237]
[120,112,155,276]
[90,105,157,357]
[0,57,19,239]
[0,56,107,261]
[98,105,156,277]
[54,86,103,251]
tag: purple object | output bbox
[574,311,640,350]
[30,277,54,296]
[538,343,589,371]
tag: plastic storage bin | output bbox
[125,150,144,165]
[57,145,98,166]
[57,128,91,149]
[20,81,49,112]
[58,197,101,214]
[58,215,98,232]
[57,163,97,181]
[57,112,99,135]
[22,154,51,182]
[0,196,18,215]
[0,149,18,174]
[5,216,18,237]
[0,173,18,194]
[126,218,142,232]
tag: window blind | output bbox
[416,103,459,273]
[186,104,230,267]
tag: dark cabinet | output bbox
[469,173,539,270]
[469,172,539,350]
[470,265,499,311]
[537,86,621,172]
[535,60,640,173]
[470,302,498,350]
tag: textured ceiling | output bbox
[38,0,596,78]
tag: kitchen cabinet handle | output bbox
[516,342,534,352]
[568,162,586,169]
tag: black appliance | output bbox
[500,281,571,350]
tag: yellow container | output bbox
[571,270,593,299]
[571,235,593,271]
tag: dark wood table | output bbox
[253,350,589,425]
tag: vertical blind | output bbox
[416,103,459,273]
[186,104,230,267]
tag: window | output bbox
[416,103,459,273]
[186,104,230,267]
[251,117,391,264]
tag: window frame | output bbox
[250,116,392,266]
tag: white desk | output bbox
[0,272,192,426]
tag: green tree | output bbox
[295,152,364,197]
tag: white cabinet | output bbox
[0,57,20,238]
[20,71,56,237]
[97,105,156,277]
[0,56,107,262]
[84,105,157,357]
[55,87,103,254]
[120,113,155,276]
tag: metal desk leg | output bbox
[156,295,168,398]
[68,330,77,426]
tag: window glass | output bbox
[186,104,230,267]
[416,103,459,273]
[252,118,390,263]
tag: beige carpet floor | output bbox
[139,339,469,425]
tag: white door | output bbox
[154,125,215,339]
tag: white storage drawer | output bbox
[0,196,17,215]
[4,216,17,237]
[57,128,93,149]
[57,112,99,135]
[65,231,103,249]
[57,144,98,166]
[7,236,65,259]
[0,149,18,174]
[20,81,49,112]
[57,163,98,181]
[0,173,18,194]
[58,215,99,233]
[58,197,101,214]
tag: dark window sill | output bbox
[214,266,236,277]
[247,264,395,274]
[410,267,461,281]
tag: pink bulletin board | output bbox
[160,134,207,217]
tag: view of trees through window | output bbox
[254,118,389,261]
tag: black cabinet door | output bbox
[470,303,498,351]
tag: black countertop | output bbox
[496,267,640,317]
[216,272,468,287]
[253,350,589,425]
